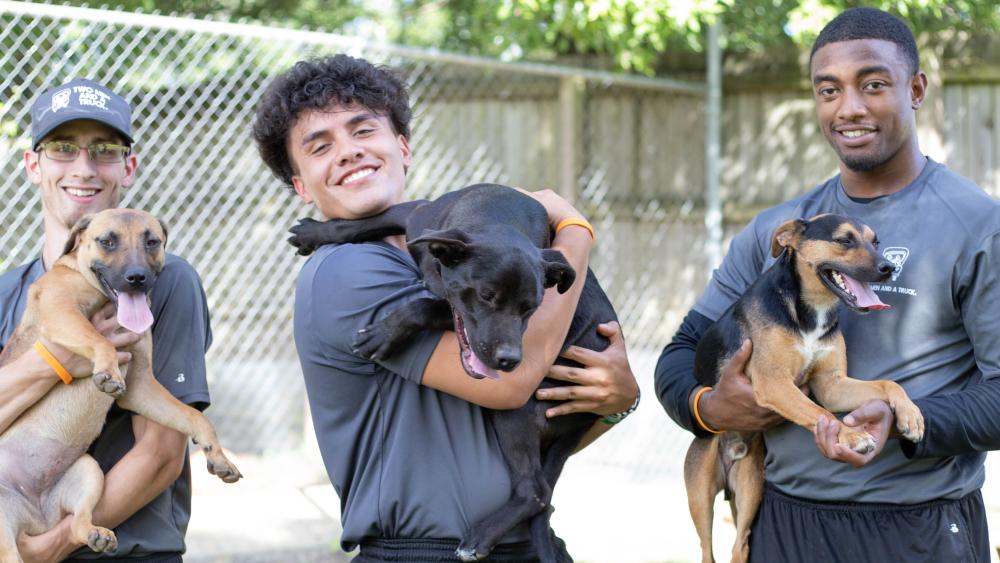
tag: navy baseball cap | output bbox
[30,78,133,150]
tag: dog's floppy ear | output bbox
[540,249,576,294]
[158,218,169,248]
[409,229,470,268]
[771,218,807,257]
[62,214,94,256]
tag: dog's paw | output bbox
[87,526,118,553]
[287,217,332,256]
[893,402,925,442]
[351,323,394,361]
[92,372,126,397]
[206,451,243,483]
[839,428,876,454]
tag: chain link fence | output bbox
[0,2,708,488]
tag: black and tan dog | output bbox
[686,214,924,563]
[289,183,618,563]
[0,208,240,562]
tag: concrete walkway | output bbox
[184,449,1000,563]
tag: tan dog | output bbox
[684,214,924,563]
[0,208,240,562]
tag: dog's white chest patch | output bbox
[796,310,834,369]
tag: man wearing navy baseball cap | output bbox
[0,78,213,562]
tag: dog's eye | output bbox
[146,239,161,249]
[98,238,116,251]
[835,237,853,246]
[479,290,496,302]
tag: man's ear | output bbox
[409,229,469,268]
[121,152,138,189]
[910,71,928,110]
[291,176,313,204]
[540,249,576,294]
[62,215,93,256]
[24,149,42,185]
[771,219,807,257]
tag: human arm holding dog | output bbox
[0,302,138,434]
[533,320,640,450]
[421,189,595,408]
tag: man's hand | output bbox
[18,516,80,563]
[813,399,895,468]
[697,340,793,432]
[43,302,139,379]
[515,188,586,230]
[534,321,638,418]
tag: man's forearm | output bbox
[655,310,713,437]
[901,376,1000,458]
[92,418,187,530]
[0,353,59,433]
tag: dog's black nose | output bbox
[494,346,522,372]
[125,269,148,288]
[877,260,895,278]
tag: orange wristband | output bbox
[33,340,73,385]
[692,386,724,434]
[555,218,595,241]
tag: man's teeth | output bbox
[343,168,375,184]
[842,130,869,138]
[831,271,854,296]
[65,188,99,197]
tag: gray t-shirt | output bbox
[694,159,1000,503]
[0,254,212,557]
[295,241,527,551]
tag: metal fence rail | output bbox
[0,2,707,479]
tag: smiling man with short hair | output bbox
[0,78,213,562]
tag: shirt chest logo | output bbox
[883,247,910,282]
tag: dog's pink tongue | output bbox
[842,274,890,310]
[467,351,501,380]
[117,292,154,333]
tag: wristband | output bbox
[33,340,73,385]
[692,386,724,434]
[555,218,595,241]
[601,388,640,425]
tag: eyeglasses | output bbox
[37,141,131,164]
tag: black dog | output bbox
[290,183,618,562]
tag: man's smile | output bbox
[337,165,378,186]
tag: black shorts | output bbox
[356,538,573,562]
[749,484,990,563]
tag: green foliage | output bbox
[53,0,1000,75]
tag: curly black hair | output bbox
[810,7,919,75]
[252,54,412,187]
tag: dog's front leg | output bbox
[288,199,426,254]
[36,288,125,396]
[352,297,452,361]
[810,337,924,442]
[114,335,241,483]
[747,331,875,451]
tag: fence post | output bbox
[705,21,724,272]
[559,75,584,204]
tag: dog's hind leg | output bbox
[43,454,117,554]
[0,516,23,563]
[727,434,764,563]
[529,424,590,563]
[457,413,550,562]
[685,436,724,563]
